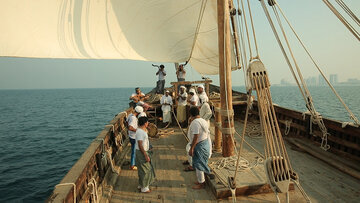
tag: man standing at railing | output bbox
[127,106,143,170]
[135,116,155,193]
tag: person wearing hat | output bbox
[177,86,188,126]
[155,64,166,94]
[160,90,173,126]
[188,88,199,107]
[126,105,143,170]
[199,93,213,159]
[197,84,208,107]
[136,104,146,118]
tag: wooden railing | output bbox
[47,108,132,202]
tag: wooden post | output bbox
[214,102,222,152]
[205,82,210,97]
[218,0,235,157]
[174,83,178,105]
[174,63,179,105]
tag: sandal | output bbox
[184,166,194,172]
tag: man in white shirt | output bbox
[177,86,188,126]
[160,90,173,125]
[127,105,143,170]
[135,117,155,193]
[187,106,211,189]
[155,64,166,94]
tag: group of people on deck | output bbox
[126,63,213,193]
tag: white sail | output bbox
[0,0,238,75]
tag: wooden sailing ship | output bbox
[0,0,359,202]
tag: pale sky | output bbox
[0,0,359,89]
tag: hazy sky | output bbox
[0,0,359,89]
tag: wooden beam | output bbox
[170,80,212,86]
[214,103,222,152]
[218,0,235,157]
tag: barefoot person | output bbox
[188,106,211,189]
[135,117,155,193]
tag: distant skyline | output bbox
[0,0,359,89]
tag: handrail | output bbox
[47,109,131,202]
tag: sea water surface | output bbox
[0,86,359,202]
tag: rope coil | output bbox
[284,120,292,135]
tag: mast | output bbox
[217,0,235,157]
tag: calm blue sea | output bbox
[0,86,359,202]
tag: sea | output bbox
[0,86,359,202]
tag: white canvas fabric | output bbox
[0,0,238,75]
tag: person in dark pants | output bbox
[155,64,166,94]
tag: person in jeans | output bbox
[127,106,143,170]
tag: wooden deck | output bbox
[108,120,360,202]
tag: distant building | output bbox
[330,74,338,85]
[280,78,291,86]
[347,78,360,84]
[318,75,326,86]
[305,76,317,86]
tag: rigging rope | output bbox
[321,0,360,41]
[239,0,254,59]
[188,0,208,62]
[260,0,331,151]
[236,0,251,91]
[246,0,260,58]
[274,0,360,126]
[335,0,360,27]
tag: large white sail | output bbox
[0,0,238,75]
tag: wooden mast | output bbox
[217,0,235,157]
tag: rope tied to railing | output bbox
[284,120,292,135]
[87,177,99,203]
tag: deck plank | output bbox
[109,120,360,202]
